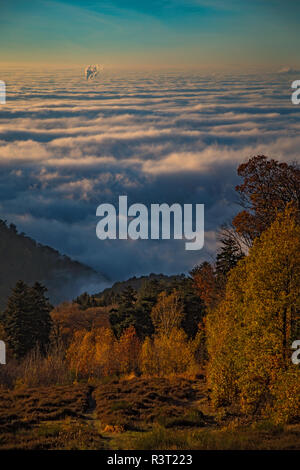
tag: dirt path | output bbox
[85,386,96,414]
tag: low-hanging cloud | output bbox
[0,68,299,282]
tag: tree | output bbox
[216,230,244,278]
[115,326,141,374]
[170,277,206,338]
[233,155,300,245]
[109,286,137,337]
[107,276,204,340]
[191,262,219,310]
[134,280,160,338]
[141,328,197,376]
[67,327,117,378]
[94,327,117,376]
[51,301,110,345]
[207,208,300,419]
[29,282,52,354]
[74,292,98,309]
[3,281,52,359]
[151,290,184,337]
[140,336,157,375]
[67,329,94,378]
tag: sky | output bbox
[0,0,300,70]
[0,2,299,290]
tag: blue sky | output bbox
[0,0,299,70]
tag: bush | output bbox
[16,343,72,388]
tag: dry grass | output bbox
[0,384,89,432]
[94,376,210,429]
[0,377,299,450]
[131,422,300,450]
[0,384,100,449]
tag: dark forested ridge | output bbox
[95,273,185,305]
[0,219,108,308]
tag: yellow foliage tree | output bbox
[141,328,197,376]
[94,327,117,376]
[67,327,117,378]
[115,325,141,374]
[207,208,300,421]
[151,290,184,337]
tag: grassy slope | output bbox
[0,378,299,450]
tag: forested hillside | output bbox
[0,220,108,308]
[93,273,186,306]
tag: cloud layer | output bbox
[0,68,299,282]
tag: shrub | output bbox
[16,343,72,388]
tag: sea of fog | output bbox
[0,68,299,281]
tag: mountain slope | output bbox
[0,220,108,308]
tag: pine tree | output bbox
[3,281,32,359]
[109,286,138,337]
[29,282,53,354]
[171,277,205,338]
[3,280,52,359]
[216,232,244,278]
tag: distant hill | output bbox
[0,219,108,309]
[94,273,185,306]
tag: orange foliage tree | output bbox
[233,155,300,245]
[190,262,219,310]
[67,326,141,378]
[115,325,141,374]
[51,302,110,345]
[67,327,117,378]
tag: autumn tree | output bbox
[233,155,300,245]
[193,319,208,364]
[190,262,219,310]
[67,327,117,378]
[141,328,197,376]
[51,302,110,345]
[115,325,141,374]
[94,327,117,376]
[207,208,300,420]
[151,290,184,337]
